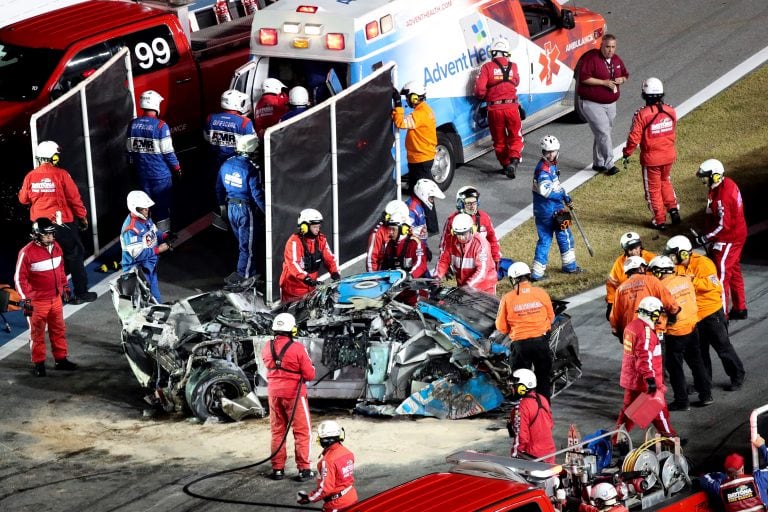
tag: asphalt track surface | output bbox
[2,1,768,510]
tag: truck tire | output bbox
[185,362,251,422]
[568,61,587,123]
[431,133,456,191]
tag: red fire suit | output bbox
[381,234,428,278]
[280,232,339,304]
[18,162,88,224]
[14,240,69,364]
[441,210,501,266]
[623,102,679,226]
[307,442,358,511]
[474,56,523,166]
[254,92,289,138]
[577,503,629,512]
[609,273,679,337]
[365,224,388,272]
[703,177,748,312]
[261,334,316,472]
[616,317,676,437]
[435,233,496,295]
[510,391,556,463]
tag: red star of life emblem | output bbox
[538,42,561,85]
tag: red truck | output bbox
[351,450,714,512]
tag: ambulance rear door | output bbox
[231,56,270,116]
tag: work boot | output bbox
[269,469,285,481]
[563,266,585,275]
[649,220,666,231]
[669,208,681,225]
[668,401,690,412]
[729,309,748,320]
[693,396,714,407]
[54,358,79,371]
[31,363,46,377]
[605,166,620,176]
[294,469,314,482]
[507,158,520,179]
[503,165,516,179]
[69,292,97,305]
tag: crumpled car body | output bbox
[110,269,581,422]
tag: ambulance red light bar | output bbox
[326,33,345,50]
[297,5,318,13]
[365,21,379,40]
[259,28,278,46]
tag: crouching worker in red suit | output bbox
[261,313,316,482]
[297,420,358,511]
[279,208,340,304]
[566,482,629,512]
[507,369,556,463]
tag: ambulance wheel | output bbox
[185,362,251,422]
[431,133,456,191]
[568,65,587,123]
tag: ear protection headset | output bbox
[710,173,722,185]
[515,383,529,396]
[298,222,309,235]
[51,153,60,166]
[678,248,690,262]
[290,325,298,337]
[408,93,420,105]
[399,223,409,236]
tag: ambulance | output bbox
[231,0,605,189]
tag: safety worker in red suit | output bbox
[648,255,713,411]
[566,482,629,512]
[280,208,340,304]
[434,213,497,295]
[261,313,316,482]
[380,212,428,279]
[441,186,501,273]
[474,37,523,178]
[609,256,680,339]
[665,235,745,391]
[699,436,768,512]
[127,90,181,232]
[531,135,582,280]
[495,262,554,400]
[366,200,409,272]
[694,158,749,320]
[392,81,437,193]
[407,178,445,252]
[297,420,358,511]
[507,369,555,463]
[18,140,96,304]
[14,218,79,377]
[622,78,680,231]
[605,232,656,321]
[254,78,289,138]
[615,296,678,439]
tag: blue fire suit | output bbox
[216,155,266,278]
[120,213,167,302]
[204,111,255,169]
[280,106,309,122]
[531,158,577,279]
[126,113,179,228]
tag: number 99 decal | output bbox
[134,37,172,70]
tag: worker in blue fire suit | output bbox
[531,135,583,280]
[216,134,266,279]
[205,89,256,170]
[126,90,180,232]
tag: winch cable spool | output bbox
[182,379,322,509]
[621,436,690,493]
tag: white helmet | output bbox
[540,135,560,152]
[648,255,675,276]
[221,89,249,113]
[384,200,409,221]
[385,210,409,227]
[298,208,323,226]
[401,80,426,97]
[414,179,445,208]
[591,482,618,506]
[288,86,309,106]
[451,213,474,235]
[696,158,725,187]
[36,140,61,164]
[512,368,537,390]
[623,255,647,274]
[262,77,285,95]
[271,312,296,334]
[642,77,664,96]
[236,133,259,154]
[620,231,642,251]
[140,90,163,112]
[508,261,531,280]
[127,190,155,220]
[637,296,665,323]
[318,419,343,439]
[665,235,693,255]
[491,38,511,56]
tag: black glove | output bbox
[694,234,708,247]
[506,420,516,438]
[646,377,657,395]
[392,88,402,107]
[605,303,613,321]
[21,299,33,317]
[564,196,573,209]
[165,232,178,244]
[77,217,89,232]
[330,271,341,281]
[566,496,582,512]
[303,276,318,286]
[296,491,310,505]
[622,156,630,168]
[667,311,677,325]
[61,287,71,304]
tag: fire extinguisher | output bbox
[214,0,232,24]
[242,0,258,15]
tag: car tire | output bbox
[185,361,252,422]
[431,132,456,191]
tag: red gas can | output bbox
[625,392,664,428]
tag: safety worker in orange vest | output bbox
[605,232,655,320]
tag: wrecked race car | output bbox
[110,269,581,422]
